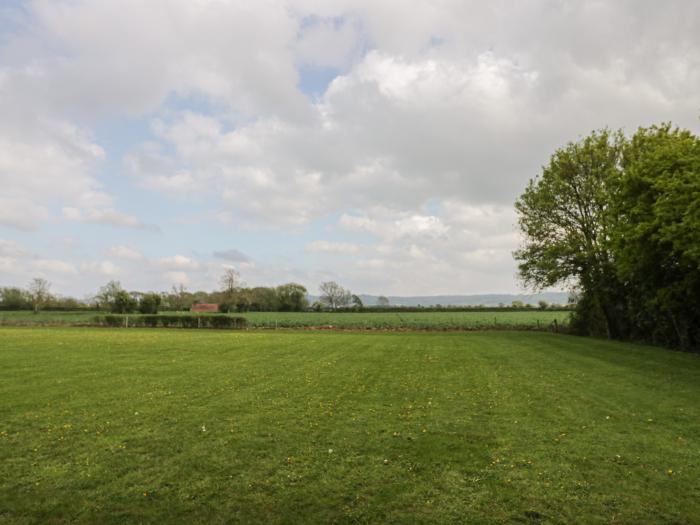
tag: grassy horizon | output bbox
[1,328,699,523]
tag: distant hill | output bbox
[308,292,571,307]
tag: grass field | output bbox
[1,328,699,524]
[0,309,569,330]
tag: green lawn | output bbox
[0,309,569,330]
[1,328,699,524]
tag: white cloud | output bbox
[62,207,159,231]
[0,239,27,258]
[80,260,120,277]
[164,271,190,287]
[306,240,360,254]
[157,255,200,271]
[104,245,144,261]
[1,1,699,295]
[31,258,77,275]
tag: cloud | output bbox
[0,239,27,258]
[213,249,251,263]
[306,240,360,254]
[31,258,78,275]
[80,260,120,277]
[294,16,361,69]
[62,207,159,231]
[1,1,699,295]
[157,255,200,271]
[164,271,190,287]
[104,245,144,261]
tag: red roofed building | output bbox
[191,303,219,313]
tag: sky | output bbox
[1,0,699,298]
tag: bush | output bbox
[93,314,247,330]
[139,293,162,314]
[100,315,124,327]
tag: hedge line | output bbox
[94,314,247,329]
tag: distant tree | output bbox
[377,296,390,307]
[138,293,162,314]
[0,287,31,310]
[538,300,549,310]
[277,283,308,311]
[249,287,279,311]
[112,290,137,314]
[220,268,241,296]
[97,280,123,310]
[169,284,188,311]
[351,294,364,310]
[28,278,51,313]
[234,288,252,312]
[319,281,352,310]
[511,300,524,308]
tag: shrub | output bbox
[139,293,162,314]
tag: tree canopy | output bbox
[515,123,700,350]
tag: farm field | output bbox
[1,328,699,524]
[0,309,569,330]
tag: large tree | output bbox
[319,281,352,310]
[276,283,308,311]
[514,129,625,338]
[613,124,700,349]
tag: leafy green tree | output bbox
[515,129,625,338]
[97,280,123,311]
[138,293,162,314]
[276,283,308,311]
[613,124,700,349]
[112,290,137,314]
[377,295,390,307]
[0,287,31,310]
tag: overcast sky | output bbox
[1,0,699,298]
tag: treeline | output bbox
[1,280,572,315]
[0,279,312,314]
[516,123,700,351]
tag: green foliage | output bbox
[93,314,247,329]
[612,124,700,349]
[515,129,624,338]
[276,283,308,311]
[138,293,162,314]
[2,328,700,523]
[516,123,700,350]
[111,290,137,314]
[0,287,31,310]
